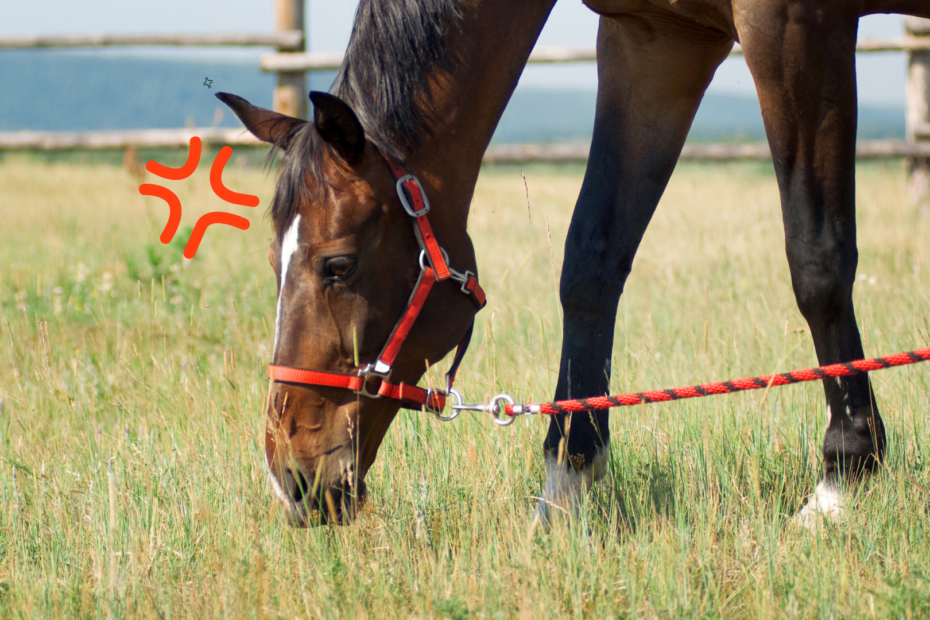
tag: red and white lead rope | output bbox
[452,347,930,424]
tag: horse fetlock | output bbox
[534,448,608,527]
[786,250,856,327]
[823,405,886,482]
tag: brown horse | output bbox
[219,0,930,526]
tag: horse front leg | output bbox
[537,13,732,524]
[736,3,885,526]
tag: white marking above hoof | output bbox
[791,481,844,530]
[532,449,607,528]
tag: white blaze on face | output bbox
[273,215,302,361]
[268,466,292,508]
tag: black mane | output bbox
[268,0,464,236]
[335,0,464,161]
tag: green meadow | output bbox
[0,152,929,618]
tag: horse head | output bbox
[218,91,482,525]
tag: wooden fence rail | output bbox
[483,140,930,163]
[3,131,928,164]
[0,128,262,150]
[0,32,303,50]
[258,37,930,71]
[1,8,929,209]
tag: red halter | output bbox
[267,157,486,417]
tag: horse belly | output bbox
[861,0,930,18]
[582,0,736,37]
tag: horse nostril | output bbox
[284,468,309,504]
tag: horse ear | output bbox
[309,91,365,165]
[215,92,306,149]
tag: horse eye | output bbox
[323,256,357,281]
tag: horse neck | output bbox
[408,0,557,233]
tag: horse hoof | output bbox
[790,481,845,530]
[529,497,561,534]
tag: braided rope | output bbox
[503,347,930,416]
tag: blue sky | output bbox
[1,0,910,105]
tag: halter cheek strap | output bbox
[267,156,486,416]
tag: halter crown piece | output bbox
[266,156,486,420]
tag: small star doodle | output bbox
[203,77,213,88]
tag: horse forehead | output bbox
[297,181,384,242]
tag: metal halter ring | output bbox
[488,394,516,426]
[419,247,450,272]
[433,388,463,422]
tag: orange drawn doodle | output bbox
[210,146,260,207]
[146,137,201,180]
[138,184,183,243]
[138,137,259,258]
[184,213,250,259]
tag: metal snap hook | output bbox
[488,394,516,426]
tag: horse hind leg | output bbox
[735,3,885,527]
[535,13,732,526]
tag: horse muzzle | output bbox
[270,458,368,526]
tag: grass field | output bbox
[1,152,929,618]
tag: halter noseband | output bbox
[266,157,486,419]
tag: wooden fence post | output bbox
[906,17,930,213]
[274,0,307,120]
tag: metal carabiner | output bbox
[450,398,488,413]
[449,390,520,426]
[488,394,516,426]
[450,393,517,426]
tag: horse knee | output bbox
[559,257,631,319]
[823,407,885,479]
[786,243,856,325]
